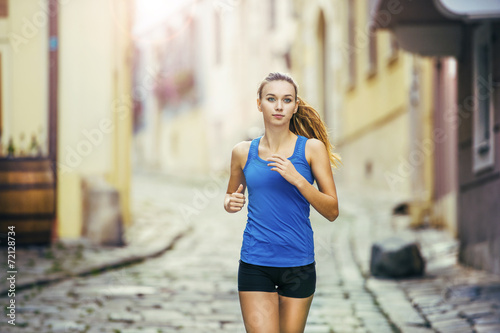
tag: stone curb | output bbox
[1,225,192,295]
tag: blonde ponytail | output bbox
[290,96,342,169]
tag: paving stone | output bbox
[304,324,334,332]
[79,285,158,298]
[426,310,461,322]
[431,317,473,331]
[107,312,143,323]
[326,315,363,326]
[140,309,186,324]
[44,320,88,332]
[326,324,363,332]
[84,322,132,333]
[353,303,381,312]
[194,313,242,324]
[412,294,446,308]
[440,295,474,305]
[16,304,60,314]
[220,322,247,332]
[474,315,500,325]
[170,320,221,329]
[418,303,454,315]
[398,327,434,333]
[474,323,500,333]
[120,329,166,333]
[456,302,496,319]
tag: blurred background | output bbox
[0,0,499,275]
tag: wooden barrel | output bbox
[0,158,56,245]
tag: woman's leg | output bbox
[239,291,280,333]
[278,294,314,333]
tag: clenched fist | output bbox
[225,184,246,213]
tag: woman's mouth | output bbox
[273,114,284,119]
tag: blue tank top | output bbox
[241,135,315,267]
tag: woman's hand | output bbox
[225,184,246,213]
[266,154,305,187]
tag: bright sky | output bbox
[134,0,192,36]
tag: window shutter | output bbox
[0,0,7,18]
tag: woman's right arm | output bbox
[224,141,250,213]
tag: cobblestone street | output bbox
[1,172,499,332]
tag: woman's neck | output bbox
[261,129,296,153]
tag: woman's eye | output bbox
[267,97,275,102]
[284,98,292,103]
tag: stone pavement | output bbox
[342,185,500,333]
[0,172,499,332]
[0,172,193,296]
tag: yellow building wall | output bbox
[339,26,415,195]
[412,58,435,227]
[58,0,132,239]
[343,40,408,138]
[1,0,48,152]
[337,0,435,223]
[107,0,133,228]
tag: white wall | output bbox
[58,0,114,174]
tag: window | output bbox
[472,23,495,173]
[347,0,356,88]
[0,0,7,18]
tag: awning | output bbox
[372,0,500,57]
[437,0,500,20]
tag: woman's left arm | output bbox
[267,139,339,221]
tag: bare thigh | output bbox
[279,294,314,333]
[239,291,279,333]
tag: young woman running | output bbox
[224,72,341,333]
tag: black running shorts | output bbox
[238,260,316,298]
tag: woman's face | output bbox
[258,80,298,126]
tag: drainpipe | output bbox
[48,0,58,241]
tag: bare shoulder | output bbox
[305,138,326,151]
[231,140,252,167]
[305,138,327,163]
[232,140,251,156]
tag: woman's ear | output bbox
[257,98,262,112]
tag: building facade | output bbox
[0,0,133,241]
[373,0,500,274]
[291,0,436,229]
[133,0,297,176]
